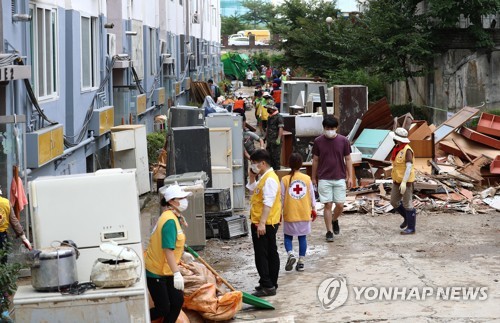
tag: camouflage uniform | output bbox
[266,112,284,170]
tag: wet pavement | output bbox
[141,191,500,322]
[140,86,500,322]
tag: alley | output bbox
[140,188,500,322]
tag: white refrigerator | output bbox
[16,169,149,322]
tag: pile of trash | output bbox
[342,98,500,215]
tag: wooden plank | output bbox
[413,158,432,174]
[460,127,500,149]
[409,122,432,140]
[433,106,480,143]
[408,120,427,136]
[431,192,465,202]
[451,138,473,163]
[458,155,493,182]
[409,139,433,158]
[439,132,499,160]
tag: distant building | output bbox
[221,0,272,17]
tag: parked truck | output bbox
[233,30,271,43]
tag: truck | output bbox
[234,29,271,43]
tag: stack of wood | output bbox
[190,81,212,104]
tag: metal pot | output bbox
[31,246,78,292]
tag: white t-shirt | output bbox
[246,71,254,80]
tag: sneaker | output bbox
[296,261,304,272]
[285,254,296,271]
[333,220,340,235]
[255,285,263,291]
[326,231,334,242]
[251,286,277,297]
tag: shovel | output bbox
[185,245,275,310]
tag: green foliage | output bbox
[390,104,433,123]
[221,15,248,36]
[0,242,22,313]
[250,52,289,70]
[426,0,500,48]
[241,0,276,28]
[326,69,386,102]
[146,131,167,164]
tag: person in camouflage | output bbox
[265,103,284,171]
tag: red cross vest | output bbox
[281,172,312,222]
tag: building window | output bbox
[81,16,99,90]
[30,4,58,100]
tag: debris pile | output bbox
[342,99,500,215]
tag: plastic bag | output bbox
[183,283,242,321]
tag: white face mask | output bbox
[325,130,337,138]
[250,163,261,174]
[177,198,189,212]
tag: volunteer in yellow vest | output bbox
[246,149,281,297]
[145,185,191,322]
[0,194,31,264]
[281,153,316,272]
[390,128,416,235]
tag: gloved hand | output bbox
[399,182,407,195]
[311,209,317,222]
[275,138,281,145]
[20,234,32,250]
[173,271,184,291]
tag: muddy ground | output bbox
[141,191,500,323]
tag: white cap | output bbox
[262,91,271,97]
[390,127,410,143]
[162,184,192,202]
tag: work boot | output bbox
[285,253,296,271]
[332,220,340,235]
[396,203,407,229]
[401,209,416,235]
[325,231,334,242]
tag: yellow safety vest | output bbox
[250,170,281,225]
[145,210,186,276]
[391,145,415,183]
[282,172,312,222]
[0,197,11,233]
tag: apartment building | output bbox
[0,0,221,191]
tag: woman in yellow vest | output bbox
[390,128,416,235]
[0,195,32,264]
[281,153,316,272]
[145,185,191,322]
[246,149,281,297]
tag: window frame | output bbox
[80,14,100,91]
[150,28,157,75]
[29,3,59,101]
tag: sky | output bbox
[337,0,358,12]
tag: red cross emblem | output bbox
[289,180,307,200]
[293,184,303,195]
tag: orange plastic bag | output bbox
[183,283,243,321]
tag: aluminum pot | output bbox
[31,246,78,292]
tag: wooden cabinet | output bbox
[89,106,114,136]
[26,124,64,168]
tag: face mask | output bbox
[250,163,261,174]
[177,198,189,212]
[325,130,336,138]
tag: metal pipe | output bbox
[62,136,95,157]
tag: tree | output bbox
[241,0,276,28]
[348,0,435,103]
[426,0,500,47]
[221,15,247,36]
[271,0,339,75]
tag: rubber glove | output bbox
[399,182,407,195]
[311,209,317,222]
[275,138,281,145]
[173,271,184,291]
[21,234,32,250]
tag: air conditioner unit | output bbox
[107,33,116,57]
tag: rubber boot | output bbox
[396,203,407,229]
[400,209,416,235]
